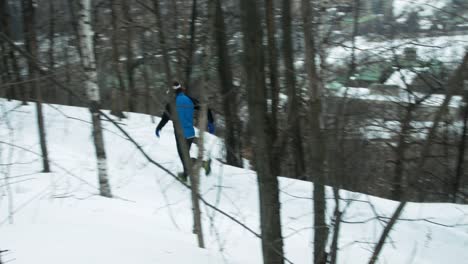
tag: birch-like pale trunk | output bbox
[78,0,112,198]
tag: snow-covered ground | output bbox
[328,34,468,66]
[1,99,468,264]
[393,0,450,17]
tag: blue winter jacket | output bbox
[156,91,214,139]
[175,92,195,138]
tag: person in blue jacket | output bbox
[155,81,214,182]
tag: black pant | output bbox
[175,136,195,177]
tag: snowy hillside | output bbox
[1,99,468,264]
[393,0,450,17]
[328,34,468,66]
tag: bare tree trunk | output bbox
[214,0,242,167]
[67,0,83,60]
[282,0,305,177]
[170,0,183,80]
[368,202,406,264]
[240,0,284,263]
[185,0,197,86]
[109,0,126,118]
[48,0,57,101]
[347,0,360,82]
[22,0,51,173]
[265,0,279,141]
[139,33,152,117]
[152,0,173,85]
[454,81,468,202]
[1,0,25,103]
[301,0,328,263]
[0,36,11,99]
[78,0,112,198]
[392,105,415,200]
[122,0,136,112]
[329,188,342,264]
[265,0,281,176]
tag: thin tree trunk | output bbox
[22,0,50,173]
[301,0,328,263]
[265,0,281,176]
[1,0,24,103]
[122,0,136,112]
[185,0,197,86]
[78,0,112,198]
[214,0,242,167]
[0,38,11,99]
[139,33,152,117]
[170,0,183,80]
[109,0,126,118]
[329,188,342,264]
[454,82,468,202]
[282,0,305,178]
[152,0,173,85]
[265,0,279,140]
[48,0,57,101]
[368,202,406,264]
[392,105,415,200]
[68,0,83,60]
[347,0,360,83]
[240,0,284,263]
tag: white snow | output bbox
[393,0,449,17]
[332,86,463,108]
[328,34,468,66]
[384,69,419,87]
[1,99,468,264]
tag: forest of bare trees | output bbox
[1,0,468,263]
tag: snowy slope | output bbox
[328,34,468,67]
[1,99,468,264]
[393,0,450,17]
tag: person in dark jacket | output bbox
[155,81,214,182]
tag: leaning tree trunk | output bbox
[302,0,328,263]
[214,0,243,167]
[22,0,51,173]
[282,0,305,178]
[78,0,112,198]
[240,0,284,263]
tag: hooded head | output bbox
[167,81,185,94]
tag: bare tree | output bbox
[122,0,137,112]
[185,0,198,85]
[301,0,329,263]
[1,0,25,103]
[240,0,284,263]
[77,0,112,197]
[152,0,173,85]
[282,0,305,177]
[454,82,468,202]
[109,0,126,118]
[22,0,51,173]
[214,0,242,167]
